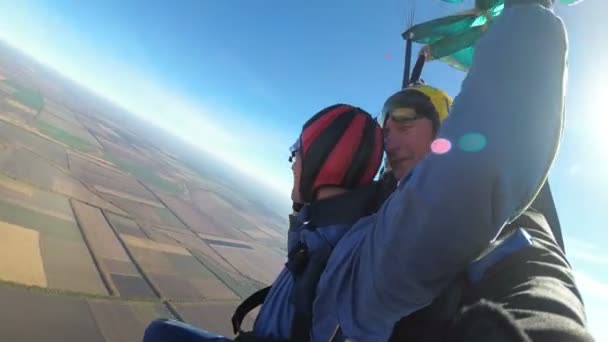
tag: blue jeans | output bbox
[143,319,234,342]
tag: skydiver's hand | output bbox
[292,201,303,214]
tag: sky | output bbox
[0,0,606,339]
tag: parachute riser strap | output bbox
[409,49,428,84]
[403,39,413,88]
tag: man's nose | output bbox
[385,133,399,152]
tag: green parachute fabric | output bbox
[403,3,504,71]
[442,0,583,7]
[406,0,583,71]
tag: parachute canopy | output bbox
[406,0,583,71]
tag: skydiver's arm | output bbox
[336,5,568,340]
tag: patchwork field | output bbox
[88,299,175,342]
[0,175,107,295]
[42,100,81,125]
[72,201,157,299]
[0,120,68,169]
[209,243,284,285]
[100,137,186,195]
[0,285,106,342]
[121,234,241,302]
[0,50,287,341]
[191,189,275,240]
[106,212,149,239]
[99,192,188,231]
[34,110,101,153]
[0,222,47,287]
[68,152,159,204]
[158,193,248,240]
[0,145,125,214]
[175,301,256,337]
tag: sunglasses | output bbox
[288,137,301,163]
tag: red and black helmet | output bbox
[295,104,383,203]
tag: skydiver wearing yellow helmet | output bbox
[379,83,452,182]
[376,83,592,341]
[371,82,454,208]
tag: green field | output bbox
[33,119,96,152]
[106,154,184,194]
[1,79,44,111]
[0,200,82,242]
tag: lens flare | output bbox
[431,138,452,154]
[459,133,487,152]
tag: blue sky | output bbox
[0,0,606,339]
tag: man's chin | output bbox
[391,163,413,181]
[291,192,302,204]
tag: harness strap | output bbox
[289,243,333,342]
[404,39,413,88]
[410,53,426,84]
[234,331,288,342]
[290,312,312,342]
[468,228,533,284]
[232,286,271,335]
[286,241,310,274]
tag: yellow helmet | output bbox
[380,83,453,130]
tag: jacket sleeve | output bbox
[335,5,569,340]
[453,209,593,342]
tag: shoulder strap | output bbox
[468,228,534,284]
[290,313,312,342]
[232,286,271,335]
[289,242,333,342]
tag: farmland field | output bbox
[0,41,286,341]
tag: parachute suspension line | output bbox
[402,0,417,88]
[408,0,416,29]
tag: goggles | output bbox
[379,84,452,127]
[379,107,423,128]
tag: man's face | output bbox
[383,107,435,180]
[291,152,303,204]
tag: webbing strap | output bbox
[410,54,426,84]
[290,314,312,342]
[232,286,271,334]
[403,39,413,88]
